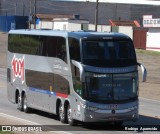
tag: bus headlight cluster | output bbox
[81,103,98,111]
[129,106,138,111]
[86,106,98,111]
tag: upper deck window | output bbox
[8,34,67,63]
[82,39,137,67]
[68,37,80,61]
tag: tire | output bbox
[67,104,77,126]
[17,94,23,111]
[58,102,67,123]
[114,121,123,126]
[22,94,30,113]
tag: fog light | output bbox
[132,114,135,118]
[90,115,93,119]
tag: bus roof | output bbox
[9,29,130,39]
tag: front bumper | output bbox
[82,108,138,123]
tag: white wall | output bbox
[40,21,53,29]
[88,24,111,32]
[53,22,68,30]
[64,0,160,5]
[146,28,160,52]
[68,23,82,31]
[118,26,133,39]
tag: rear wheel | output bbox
[17,94,23,111]
[58,102,67,123]
[67,104,77,126]
[22,94,30,113]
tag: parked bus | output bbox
[7,29,147,126]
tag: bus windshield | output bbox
[82,40,137,67]
[84,72,138,103]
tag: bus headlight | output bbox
[81,103,98,111]
[86,106,98,111]
[129,106,138,111]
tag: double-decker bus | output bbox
[7,29,147,126]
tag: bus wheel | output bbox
[114,121,123,126]
[17,94,23,111]
[67,104,77,126]
[22,94,30,113]
[59,102,67,123]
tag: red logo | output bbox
[11,55,25,84]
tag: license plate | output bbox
[109,104,118,109]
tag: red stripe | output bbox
[147,47,160,50]
[56,92,68,98]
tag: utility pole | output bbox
[95,0,99,31]
[29,0,32,29]
[15,3,17,16]
[0,0,1,15]
[30,0,32,16]
[34,0,36,29]
[23,2,25,16]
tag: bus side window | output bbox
[39,36,67,63]
[57,43,67,62]
[68,37,80,61]
[46,36,67,63]
[69,37,82,96]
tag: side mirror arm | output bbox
[71,60,85,82]
[138,63,147,82]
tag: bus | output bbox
[7,29,147,126]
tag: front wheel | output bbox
[67,104,77,126]
[114,121,123,126]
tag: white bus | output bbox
[7,29,147,126]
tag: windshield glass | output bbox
[82,40,137,67]
[84,72,138,103]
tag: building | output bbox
[31,14,89,31]
[143,15,160,52]
[0,16,28,32]
[0,0,160,51]
[0,0,160,25]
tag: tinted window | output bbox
[8,34,67,63]
[68,37,80,61]
[82,39,137,67]
[83,40,136,60]
[26,70,70,94]
[8,34,40,55]
[41,36,67,62]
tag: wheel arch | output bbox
[56,98,70,115]
[56,98,62,115]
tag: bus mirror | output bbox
[138,63,147,82]
[72,60,84,81]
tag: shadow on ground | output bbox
[25,109,160,131]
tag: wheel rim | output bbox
[18,95,21,108]
[23,95,27,110]
[59,103,64,120]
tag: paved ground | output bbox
[137,51,160,101]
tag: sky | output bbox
[55,0,160,5]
